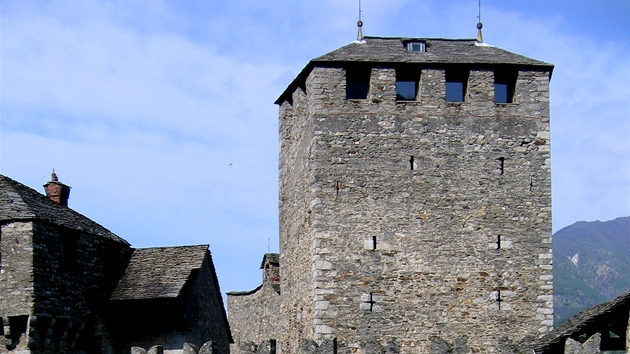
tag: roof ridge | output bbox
[0,174,128,244]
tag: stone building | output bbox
[0,173,232,353]
[230,35,554,354]
[227,254,281,353]
[534,290,630,353]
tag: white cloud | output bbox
[1,0,628,294]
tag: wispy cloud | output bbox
[1,0,628,294]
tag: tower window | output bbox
[494,70,517,103]
[346,66,370,100]
[396,68,420,101]
[446,69,468,102]
[406,42,426,52]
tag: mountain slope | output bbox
[553,216,630,325]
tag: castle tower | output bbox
[276,37,553,353]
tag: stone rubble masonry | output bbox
[279,64,552,354]
[228,259,282,353]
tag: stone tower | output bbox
[276,37,553,354]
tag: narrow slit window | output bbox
[496,290,503,310]
[396,68,420,101]
[494,70,517,103]
[372,236,377,250]
[409,156,415,170]
[497,235,501,249]
[498,157,505,175]
[346,66,371,100]
[445,69,469,102]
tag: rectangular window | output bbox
[396,67,420,101]
[445,69,469,102]
[346,66,370,100]
[494,70,517,103]
[406,42,426,52]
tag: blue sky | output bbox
[1,0,628,294]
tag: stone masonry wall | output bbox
[279,85,318,354]
[228,283,282,352]
[279,65,552,353]
[0,221,35,352]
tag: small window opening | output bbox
[496,290,503,310]
[409,156,415,170]
[494,70,517,103]
[372,236,377,250]
[445,69,469,102]
[270,339,277,354]
[334,181,342,198]
[529,176,534,191]
[333,338,338,354]
[396,68,420,101]
[346,66,370,99]
[497,235,501,249]
[498,157,505,175]
[368,292,376,312]
[406,42,426,52]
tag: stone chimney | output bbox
[43,170,71,206]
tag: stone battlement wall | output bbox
[278,65,552,353]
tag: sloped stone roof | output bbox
[110,244,209,300]
[275,36,553,104]
[316,37,552,66]
[534,291,630,353]
[0,174,128,244]
[260,253,279,269]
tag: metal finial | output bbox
[476,0,484,43]
[51,169,58,181]
[356,0,364,41]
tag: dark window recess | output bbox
[496,290,503,310]
[497,235,501,249]
[333,338,338,354]
[59,229,78,271]
[406,42,426,52]
[445,69,469,102]
[372,236,377,250]
[270,339,277,354]
[368,292,376,312]
[494,70,517,103]
[346,67,370,99]
[396,68,420,101]
[409,156,415,170]
[498,157,505,175]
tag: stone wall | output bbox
[279,65,552,353]
[0,219,132,353]
[228,282,282,352]
[279,84,318,354]
[0,221,35,351]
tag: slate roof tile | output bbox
[110,244,209,300]
[0,174,128,244]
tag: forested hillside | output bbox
[553,216,630,325]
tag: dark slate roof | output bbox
[275,36,553,104]
[260,252,279,269]
[534,291,630,353]
[226,284,263,297]
[110,244,209,300]
[0,174,128,244]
